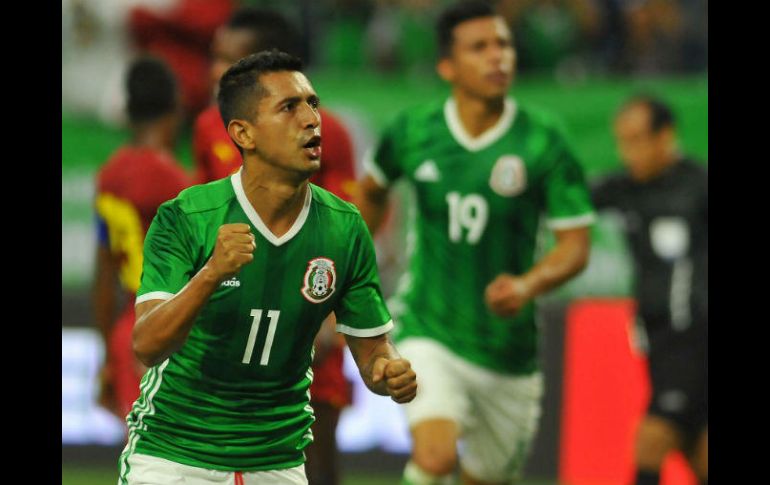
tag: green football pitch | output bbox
[61,466,556,485]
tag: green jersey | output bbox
[119,170,392,479]
[366,96,594,375]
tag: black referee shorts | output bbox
[646,328,707,450]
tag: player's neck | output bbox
[650,149,681,179]
[132,122,175,153]
[452,90,506,138]
[239,164,309,237]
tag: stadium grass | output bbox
[61,465,556,485]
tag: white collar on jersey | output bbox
[230,168,313,247]
[444,96,518,152]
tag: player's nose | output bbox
[300,103,320,130]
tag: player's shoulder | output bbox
[386,99,446,133]
[97,146,151,189]
[97,146,132,177]
[592,169,632,191]
[310,183,360,216]
[677,158,708,178]
[514,100,568,138]
[165,176,236,216]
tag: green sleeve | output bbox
[136,201,196,304]
[542,135,596,230]
[363,114,406,187]
[334,216,393,336]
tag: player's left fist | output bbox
[485,273,533,317]
[372,357,417,403]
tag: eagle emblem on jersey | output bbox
[302,257,337,303]
[490,155,527,197]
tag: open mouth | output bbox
[302,136,322,159]
[486,71,510,84]
[302,136,321,149]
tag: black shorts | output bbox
[645,327,708,448]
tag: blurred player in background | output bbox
[592,95,707,485]
[120,50,417,484]
[192,8,357,485]
[93,56,191,420]
[355,2,594,484]
[128,0,235,120]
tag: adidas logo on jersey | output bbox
[221,277,241,288]
[414,160,440,182]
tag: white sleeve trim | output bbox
[135,291,176,306]
[336,319,394,337]
[546,212,596,230]
[362,148,391,188]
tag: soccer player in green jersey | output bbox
[355,2,594,484]
[118,50,417,485]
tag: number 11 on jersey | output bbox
[242,309,281,365]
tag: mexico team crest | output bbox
[490,155,527,197]
[301,257,337,303]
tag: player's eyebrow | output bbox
[276,94,320,109]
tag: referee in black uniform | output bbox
[592,94,707,485]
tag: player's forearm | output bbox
[345,334,400,396]
[521,229,590,298]
[93,283,117,342]
[132,266,221,367]
[93,247,118,341]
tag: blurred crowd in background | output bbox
[62,0,707,125]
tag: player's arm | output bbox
[133,223,255,367]
[344,332,417,403]
[354,117,405,235]
[487,133,594,317]
[92,217,119,342]
[354,174,391,235]
[485,226,590,317]
[92,216,121,415]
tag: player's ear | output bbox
[227,119,255,152]
[436,57,455,83]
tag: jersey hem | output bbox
[135,291,175,305]
[546,212,596,230]
[393,333,539,376]
[336,319,394,337]
[128,449,306,473]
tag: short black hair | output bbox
[437,1,498,58]
[126,56,177,123]
[217,49,303,143]
[619,94,676,133]
[226,7,301,58]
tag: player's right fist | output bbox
[372,357,418,404]
[205,223,256,281]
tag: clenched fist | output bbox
[205,223,256,282]
[484,273,533,317]
[372,357,417,403]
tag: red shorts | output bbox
[107,305,143,418]
[309,345,351,409]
